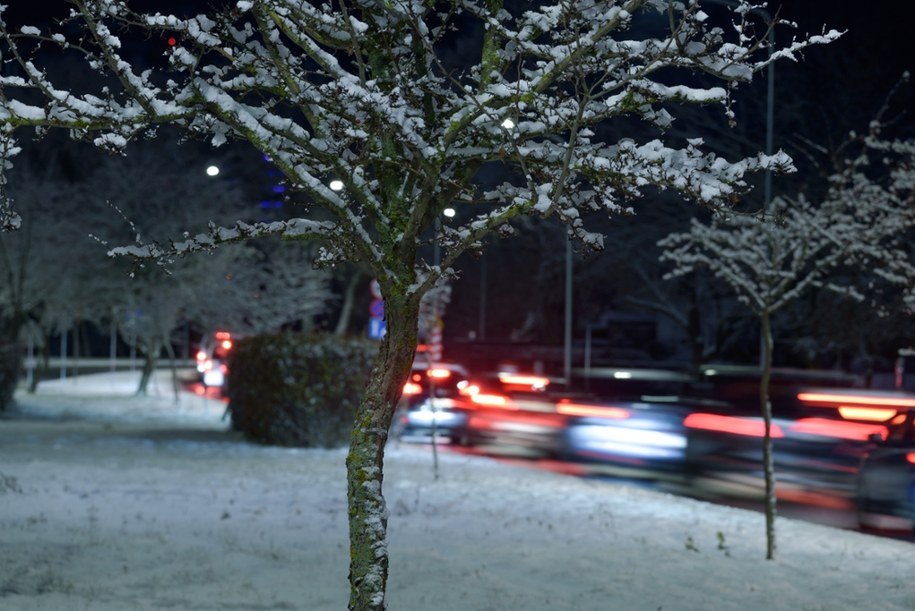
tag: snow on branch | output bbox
[660,118,915,317]
[108,217,338,265]
[0,0,841,294]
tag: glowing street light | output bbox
[206,165,220,177]
[329,179,344,191]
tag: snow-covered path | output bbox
[0,372,912,610]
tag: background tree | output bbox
[0,144,105,399]
[196,237,334,337]
[0,2,839,608]
[84,135,253,395]
[658,116,915,559]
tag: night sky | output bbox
[3,1,913,359]
[8,1,912,133]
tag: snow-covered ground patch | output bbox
[1,371,912,610]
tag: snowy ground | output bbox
[1,371,913,611]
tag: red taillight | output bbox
[906,453,915,465]
[427,368,452,380]
[221,339,233,351]
[470,393,512,408]
[556,401,629,419]
[683,413,784,438]
[498,372,550,389]
[789,418,887,441]
[402,382,422,396]
[835,406,898,422]
[458,381,480,396]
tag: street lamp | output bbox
[206,165,220,177]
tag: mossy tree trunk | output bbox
[346,293,419,611]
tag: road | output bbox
[437,443,915,543]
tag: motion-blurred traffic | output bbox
[392,360,915,537]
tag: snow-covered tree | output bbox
[659,197,858,559]
[196,237,333,336]
[0,155,92,401]
[659,112,915,559]
[83,135,253,395]
[0,2,839,607]
[0,163,72,337]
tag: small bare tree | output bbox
[659,112,915,559]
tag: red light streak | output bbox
[471,394,513,408]
[497,373,550,388]
[556,402,629,419]
[683,413,784,438]
[797,392,915,408]
[789,418,887,441]
[836,406,897,422]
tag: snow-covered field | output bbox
[1,371,913,611]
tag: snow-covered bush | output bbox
[227,334,377,448]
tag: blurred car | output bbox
[527,368,716,477]
[685,388,908,497]
[461,368,719,469]
[195,330,234,389]
[562,396,723,477]
[392,361,470,443]
[454,371,567,456]
[855,409,915,531]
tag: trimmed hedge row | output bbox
[0,341,22,412]
[225,333,378,448]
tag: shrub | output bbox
[226,333,378,448]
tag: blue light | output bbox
[272,185,285,193]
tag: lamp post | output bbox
[564,236,573,386]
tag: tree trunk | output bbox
[335,270,363,336]
[759,309,777,560]
[136,348,158,396]
[347,295,418,611]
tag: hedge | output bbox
[225,333,378,448]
